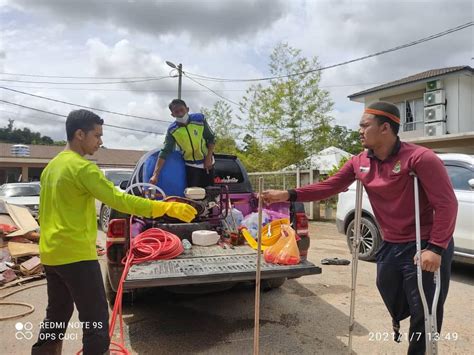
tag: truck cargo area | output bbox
[124,245,321,289]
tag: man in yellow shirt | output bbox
[32,109,197,355]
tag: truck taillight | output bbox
[107,219,127,243]
[295,212,309,235]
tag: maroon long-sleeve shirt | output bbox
[293,141,457,249]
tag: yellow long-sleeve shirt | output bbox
[39,150,152,266]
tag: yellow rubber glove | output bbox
[151,201,197,223]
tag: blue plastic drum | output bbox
[143,150,186,197]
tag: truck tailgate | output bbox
[124,245,321,289]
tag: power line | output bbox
[0,72,161,80]
[0,99,165,135]
[0,86,172,124]
[0,76,172,85]
[183,74,243,109]
[184,22,473,83]
[0,82,383,92]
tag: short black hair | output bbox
[367,101,400,135]
[66,109,104,141]
[168,99,187,111]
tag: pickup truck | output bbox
[105,153,321,303]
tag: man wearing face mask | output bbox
[150,99,216,188]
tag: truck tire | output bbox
[345,216,381,261]
[261,277,286,291]
[100,205,111,232]
[105,274,135,307]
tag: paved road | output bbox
[1,222,472,354]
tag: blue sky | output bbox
[0,0,472,150]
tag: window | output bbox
[105,171,133,186]
[396,99,424,132]
[445,165,473,191]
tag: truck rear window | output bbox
[214,157,252,193]
[214,159,244,184]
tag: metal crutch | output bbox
[348,179,363,353]
[253,177,264,355]
[412,173,441,355]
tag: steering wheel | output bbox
[125,182,167,201]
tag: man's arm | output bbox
[263,158,357,204]
[79,164,197,222]
[203,118,216,170]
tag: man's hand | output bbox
[204,155,213,173]
[149,174,158,185]
[414,249,442,272]
[261,190,289,205]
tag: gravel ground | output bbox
[0,221,472,354]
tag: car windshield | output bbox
[105,171,132,186]
[0,184,41,197]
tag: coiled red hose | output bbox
[76,225,184,354]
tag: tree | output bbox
[240,43,334,167]
[0,120,64,145]
[201,100,240,155]
[326,125,362,155]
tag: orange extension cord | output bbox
[77,222,184,355]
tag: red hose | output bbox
[78,224,184,355]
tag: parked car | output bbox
[0,182,41,219]
[95,168,133,231]
[105,152,320,303]
[336,153,474,263]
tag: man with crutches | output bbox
[262,101,457,354]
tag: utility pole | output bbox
[177,63,183,99]
[166,61,183,99]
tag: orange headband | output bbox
[364,108,400,124]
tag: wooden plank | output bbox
[7,242,39,258]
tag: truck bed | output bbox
[124,245,321,289]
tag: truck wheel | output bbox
[100,205,111,232]
[346,217,381,261]
[105,275,134,307]
[105,275,117,307]
[261,278,286,291]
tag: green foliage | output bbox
[0,120,63,145]
[240,42,335,165]
[200,44,362,173]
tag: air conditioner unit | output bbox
[424,105,446,122]
[426,80,443,91]
[425,121,446,137]
[424,90,445,106]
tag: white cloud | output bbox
[0,0,472,151]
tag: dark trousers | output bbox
[32,260,110,355]
[376,239,454,355]
[186,165,214,188]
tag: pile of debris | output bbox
[0,201,43,287]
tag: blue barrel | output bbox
[143,150,186,197]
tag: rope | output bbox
[0,280,47,321]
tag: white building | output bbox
[349,66,474,154]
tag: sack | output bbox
[264,225,300,265]
[241,211,271,238]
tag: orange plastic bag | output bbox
[264,225,301,265]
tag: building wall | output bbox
[459,72,473,132]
